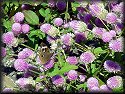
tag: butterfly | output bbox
[38,42,53,65]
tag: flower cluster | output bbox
[1,0,124,93]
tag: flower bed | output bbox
[1,0,125,93]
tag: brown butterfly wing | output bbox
[39,43,53,64]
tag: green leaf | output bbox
[71,2,80,11]
[23,10,39,25]
[35,77,41,82]
[91,63,97,74]
[3,19,13,31]
[45,8,50,14]
[94,47,106,56]
[94,76,105,86]
[39,8,46,17]
[28,29,45,40]
[2,73,17,89]
[48,63,60,77]
[65,13,70,20]
[59,63,78,74]
[77,82,87,90]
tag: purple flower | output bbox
[21,24,30,34]
[2,32,15,45]
[16,77,35,88]
[54,18,63,27]
[44,59,54,70]
[67,70,78,81]
[69,20,87,32]
[112,2,124,13]
[102,32,113,42]
[92,27,106,37]
[107,76,123,89]
[48,0,56,7]
[66,56,78,65]
[75,32,86,43]
[109,30,116,37]
[79,75,86,82]
[18,48,34,59]
[61,33,73,46]
[106,13,117,24]
[47,35,56,43]
[14,12,24,23]
[14,59,29,71]
[95,18,106,27]
[56,0,66,11]
[80,51,96,64]
[2,88,13,93]
[100,84,112,92]
[87,23,93,30]
[47,26,59,37]
[89,3,102,17]
[89,86,100,92]
[40,23,51,33]
[83,14,92,24]
[109,37,123,52]
[52,75,64,86]
[87,77,99,90]
[1,47,6,57]
[104,60,121,73]
[63,23,70,28]
[12,23,22,35]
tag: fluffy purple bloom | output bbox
[109,37,123,52]
[21,24,30,34]
[83,14,92,24]
[66,56,78,65]
[44,59,54,70]
[106,12,117,24]
[87,23,93,30]
[1,47,6,57]
[18,48,34,59]
[87,77,99,90]
[80,51,96,64]
[89,3,102,17]
[89,86,100,92]
[47,35,55,43]
[92,27,106,37]
[14,59,29,71]
[61,33,73,46]
[112,2,124,13]
[69,20,87,32]
[107,76,123,89]
[104,60,121,73]
[12,23,22,35]
[2,32,15,45]
[16,77,35,88]
[52,75,64,86]
[63,23,70,28]
[102,32,113,42]
[100,84,112,92]
[2,88,13,93]
[67,70,78,81]
[79,75,86,82]
[75,32,86,43]
[54,18,63,26]
[14,12,24,23]
[40,23,51,33]
[56,0,66,11]
[95,18,106,27]
[48,0,56,7]
[109,30,116,37]
[47,26,59,37]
